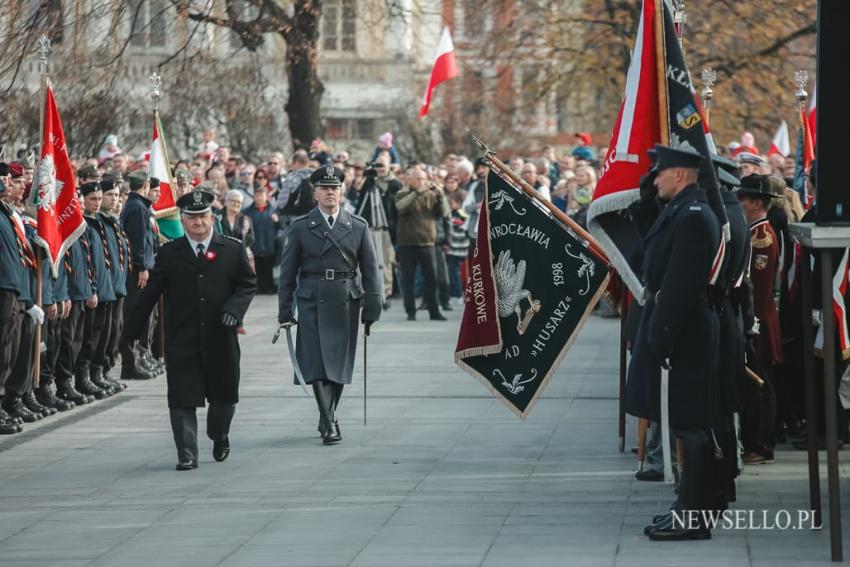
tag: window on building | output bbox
[322,0,356,52]
[129,0,168,48]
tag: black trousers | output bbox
[7,314,35,395]
[40,315,63,386]
[105,296,124,372]
[0,290,24,395]
[56,301,85,383]
[75,301,111,376]
[121,271,151,369]
[398,245,439,316]
[434,245,449,307]
[673,428,712,514]
[169,404,236,463]
[254,255,276,293]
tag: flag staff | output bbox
[32,35,51,388]
[673,0,687,53]
[795,70,811,192]
[148,72,168,365]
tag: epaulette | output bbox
[751,225,773,249]
[349,213,368,226]
[292,213,310,223]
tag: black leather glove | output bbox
[278,314,296,325]
[220,312,238,327]
[638,171,658,201]
[363,321,373,336]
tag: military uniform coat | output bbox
[625,185,722,429]
[124,232,256,407]
[749,217,783,365]
[278,207,382,385]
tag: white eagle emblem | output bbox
[193,191,203,205]
[494,250,541,335]
[35,154,62,212]
[325,166,334,178]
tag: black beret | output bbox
[309,165,345,187]
[79,181,102,196]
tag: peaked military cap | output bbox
[736,152,766,166]
[711,155,741,187]
[77,163,101,181]
[174,168,192,183]
[79,181,101,196]
[735,174,773,199]
[310,165,345,187]
[126,170,149,191]
[649,144,703,173]
[177,189,215,214]
[149,176,160,189]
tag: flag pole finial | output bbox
[700,68,716,106]
[472,135,493,158]
[37,35,51,76]
[794,70,809,106]
[149,72,163,111]
[673,1,688,50]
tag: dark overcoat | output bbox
[715,192,751,418]
[124,232,256,407]
[625,185,721,429]
[278,207,382,385]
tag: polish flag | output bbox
[808,86,817,145]
[768,121,790,157]
[418,27,459,118]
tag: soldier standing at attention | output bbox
[278,166,383,445]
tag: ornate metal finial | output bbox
[701,67,716,105]
[472,135,495,158]
[674,0,687,46]
[795,70,809,104]
[37,35,51,75]
[149,72,163,110]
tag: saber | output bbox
[272,322,311,397]
[363,330,368,426]
[660,364,674,484]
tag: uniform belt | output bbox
[301,270,356,280]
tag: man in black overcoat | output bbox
[624,144,722,540]
[123,190,256,470]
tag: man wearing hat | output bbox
[123,189,256,470]
[0,163,33,432]
[174,168,193,198]
[625,144,722,540]
[737,152,766,177]
[736,174,782,465]
[278,165,382,445]
[119,170,156,381]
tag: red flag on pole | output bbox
[808,85,817,144]
[29,82,85,276]
[768,121,791,157]
[418,27,459,118]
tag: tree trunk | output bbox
[283,4,324,149]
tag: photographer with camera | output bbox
[395,166,449,321]
[355,155,401,304]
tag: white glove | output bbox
[26,305,45,325]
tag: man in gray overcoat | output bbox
[278,166,382,444]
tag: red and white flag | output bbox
[148,113,177,216]
[808,85,817,144]
[418,27,459,118]
[29,82,85,277]
[768,120,790,157]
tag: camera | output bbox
[364,161,378,177]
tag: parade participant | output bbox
[625,144,721,541]
[395,167,448,321]
[119,170,155,381]
[737,152,767,177]
[277,166,382,445]
[72,182,115,399]
[0,164,40,430]
[98,176,129,392]
[173,168,194,198]
[123,189,256,470]
[736,174,782,464]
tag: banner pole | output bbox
[472,136,608,263]
[654,0,670,145]
[32,35,51,389]
[618,291,627,452]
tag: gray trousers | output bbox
[169,404,236,463]
[644,420,678,474]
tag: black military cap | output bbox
[711,155,741,187]
[649,144,703,173]
[101,175,120,192]
[79,181,102,196]
[309,165,345,187]
[77,163,101,181]
[177,189,215,214]
[735,174,773,199]
[149,176,160,189]
[474,156,489,168]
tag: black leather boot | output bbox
[36,383,75,412]
[89,367,117,396]
[101,367,127,391]
[0,407,22,434]
[57,378,91,405]
[22,391,56,416]
[3,394,43,423]
[314,382,340,444]
[75,370,109,400]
